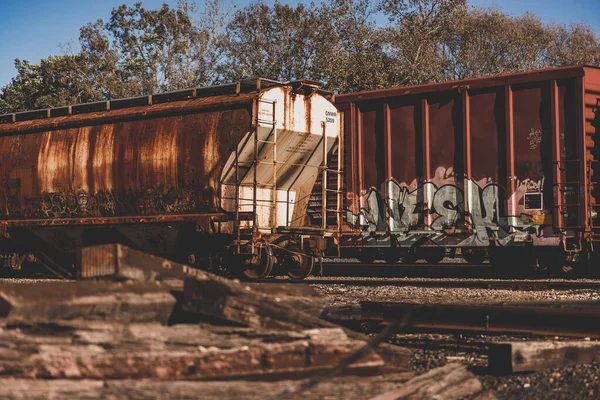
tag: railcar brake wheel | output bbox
[462,248,487,265]
[242,243,274,280]
[286,253,315,280]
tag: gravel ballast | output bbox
[310,278,600,399]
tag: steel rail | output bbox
[274,277,600,291]
[323,301,600,338]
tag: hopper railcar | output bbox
[0,79,342,279]
[333,65,600,273]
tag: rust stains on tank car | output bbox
[304,92,312,135]
[0,92,255,221]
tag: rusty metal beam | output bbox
[1,213,227,228]
[323,301,600,338]
[0,94,255,135]
[505,85,516,220]
[357,108,365,210]
[421,98,432,227]
[462,88,472,217]
[550,80,563,231]
[335,66,589,104]
[579,76,590,230]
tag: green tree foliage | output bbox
[220,1,324,82]
[1,0,600,113]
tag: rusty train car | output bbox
[0,79,341,279]
[2,66,599,279]
[334,65,600,272]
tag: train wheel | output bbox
[286,252,315,280]
[402,249,419,264]
[242,243,274,280]
[384,249,402,264]
[357,248,375,264]
[422,247,445,264]
[489,246,534,276]
[537,249,571,277]
[462,248,486,265]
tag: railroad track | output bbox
[319,262,491,278]
[323,300,600,338]
[312,261,599,280]
[278,276,600,291]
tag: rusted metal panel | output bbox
[469,88,505,184]
[337,66,600,247]
[388,99,420,186]
[584,68,600,232]
[511,82,551,219]
[0,106,253,222]
[337,66,587,103]
[0,92,255,135]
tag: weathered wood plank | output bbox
[81,243,327,316]
[0,373,416,400]
[182,277,336,331]
[2,320,350,353]
[488,341,600,374]
[368,363,483,400]
[0,338,383,380]
[244,282,327,317]
[80,243,209,281]
[181,278,411,369]
[0,281,177,324]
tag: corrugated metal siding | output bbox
[337,66,600,242]
[584,68,600,230]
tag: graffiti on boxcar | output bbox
[0,183,206,219]
[348,174,545,241]
[527,128,543,150]
[1,177,21,217]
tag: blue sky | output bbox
[1,0,599,87]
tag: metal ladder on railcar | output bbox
[553,159,584,253]
[225,101,344,254]
[304,130,344,257]
[586,160,600,244]
[552,157,600,253]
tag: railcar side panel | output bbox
[337,66,600,250]
[0,107,252,220]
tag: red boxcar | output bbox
[334,66,600,268]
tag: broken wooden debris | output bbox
[0,320,383,380]
[488,340,600,374]
[244,282,327,317]
[0,372,416,400]
[4,320,351,353]
[81,243,328,316]
[80,243,209,281]
[182,277,337,331]
[0,245,414,388]
[368,363,483,400]
[182,277,410,370]
[0,281,177,324]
